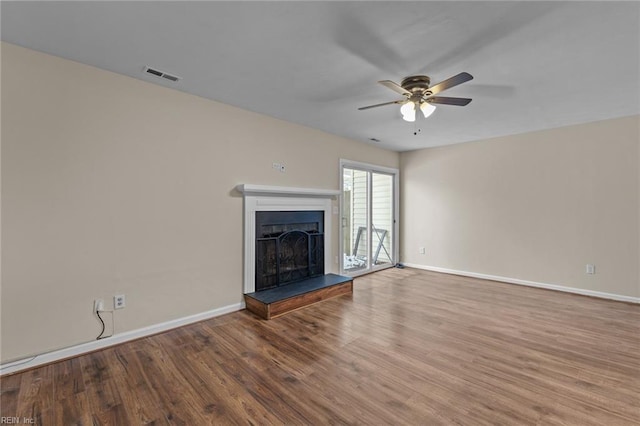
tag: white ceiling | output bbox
[2,1,639,152]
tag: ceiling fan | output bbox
[359,72,473,122]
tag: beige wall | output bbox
[0,43,399,362]
[401,115,640,298]
[3,41,637,363]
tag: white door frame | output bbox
[339,159,399,277]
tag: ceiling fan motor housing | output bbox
[401,75,431,93]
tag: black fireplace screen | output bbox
[255,211,324,291]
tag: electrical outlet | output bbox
[114,294,126,309]
[272,162,280,170]
[419,247,426,254]
[94,299,104,312]
[280,164,286,172]
[586,264,596,274]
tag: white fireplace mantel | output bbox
[236,184,340,198]
[239,184,339,294]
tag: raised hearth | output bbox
[244,273,353,320]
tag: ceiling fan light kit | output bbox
[359,72,474,123]
[420,102,436,118]
[400,101,417,122]
[401,101,437,122]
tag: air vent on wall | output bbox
[143,66,181,83]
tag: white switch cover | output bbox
[586,264,595,274]
[419,247,426,254]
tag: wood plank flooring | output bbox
[1,268,639,425]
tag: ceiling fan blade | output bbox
[333,12,406,75]
[378,80,411,96]
[428,96,472,106]
[428,72,474,95]
[419,3,558,76]
[358,99,405,110]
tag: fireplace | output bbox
[255,211,324,291]
[239,185,352,319]
[237,184,340,294]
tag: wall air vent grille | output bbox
[143,66,181,83]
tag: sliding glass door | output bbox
[341,161,398,276]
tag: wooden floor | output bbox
[2,268,639,425]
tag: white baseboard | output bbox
[0,302,245,376]
[402,263,640,304]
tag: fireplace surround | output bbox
[237,184,340,294]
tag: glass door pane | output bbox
[341,162,397,276]
[371,173,394,268]
[342,168,370,273]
